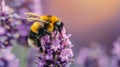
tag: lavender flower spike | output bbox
[0,0,32,46]
[35,27,74,67]
[0,0,15,48]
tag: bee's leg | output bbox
[35,36,44,53]
[58,22,64,37]
[53,31,58,40]
[53,26,59,39]
[59,31,63,37]
[44,30,51,35]
[58,25,64,37]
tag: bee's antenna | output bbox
[63,21,70,26]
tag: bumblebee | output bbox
[27,13,64,52]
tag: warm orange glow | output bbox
[43,0,120,29]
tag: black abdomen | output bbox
[28,30,37,40]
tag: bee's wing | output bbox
[25,12,40,18]
[26,18,40,22]
[26,17,48,25]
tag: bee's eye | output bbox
[56,21,61,25]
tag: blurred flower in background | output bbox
[0,47,19,67]
[7,0,42,16]
[7,0,33,17]
[0,0,34,67]
[76,42,109,67]
[112,37,120,57]
[0,0,31,47]
[111,37,120,67]
[0,0,18,48]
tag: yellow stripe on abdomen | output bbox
[31,22,41,33]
